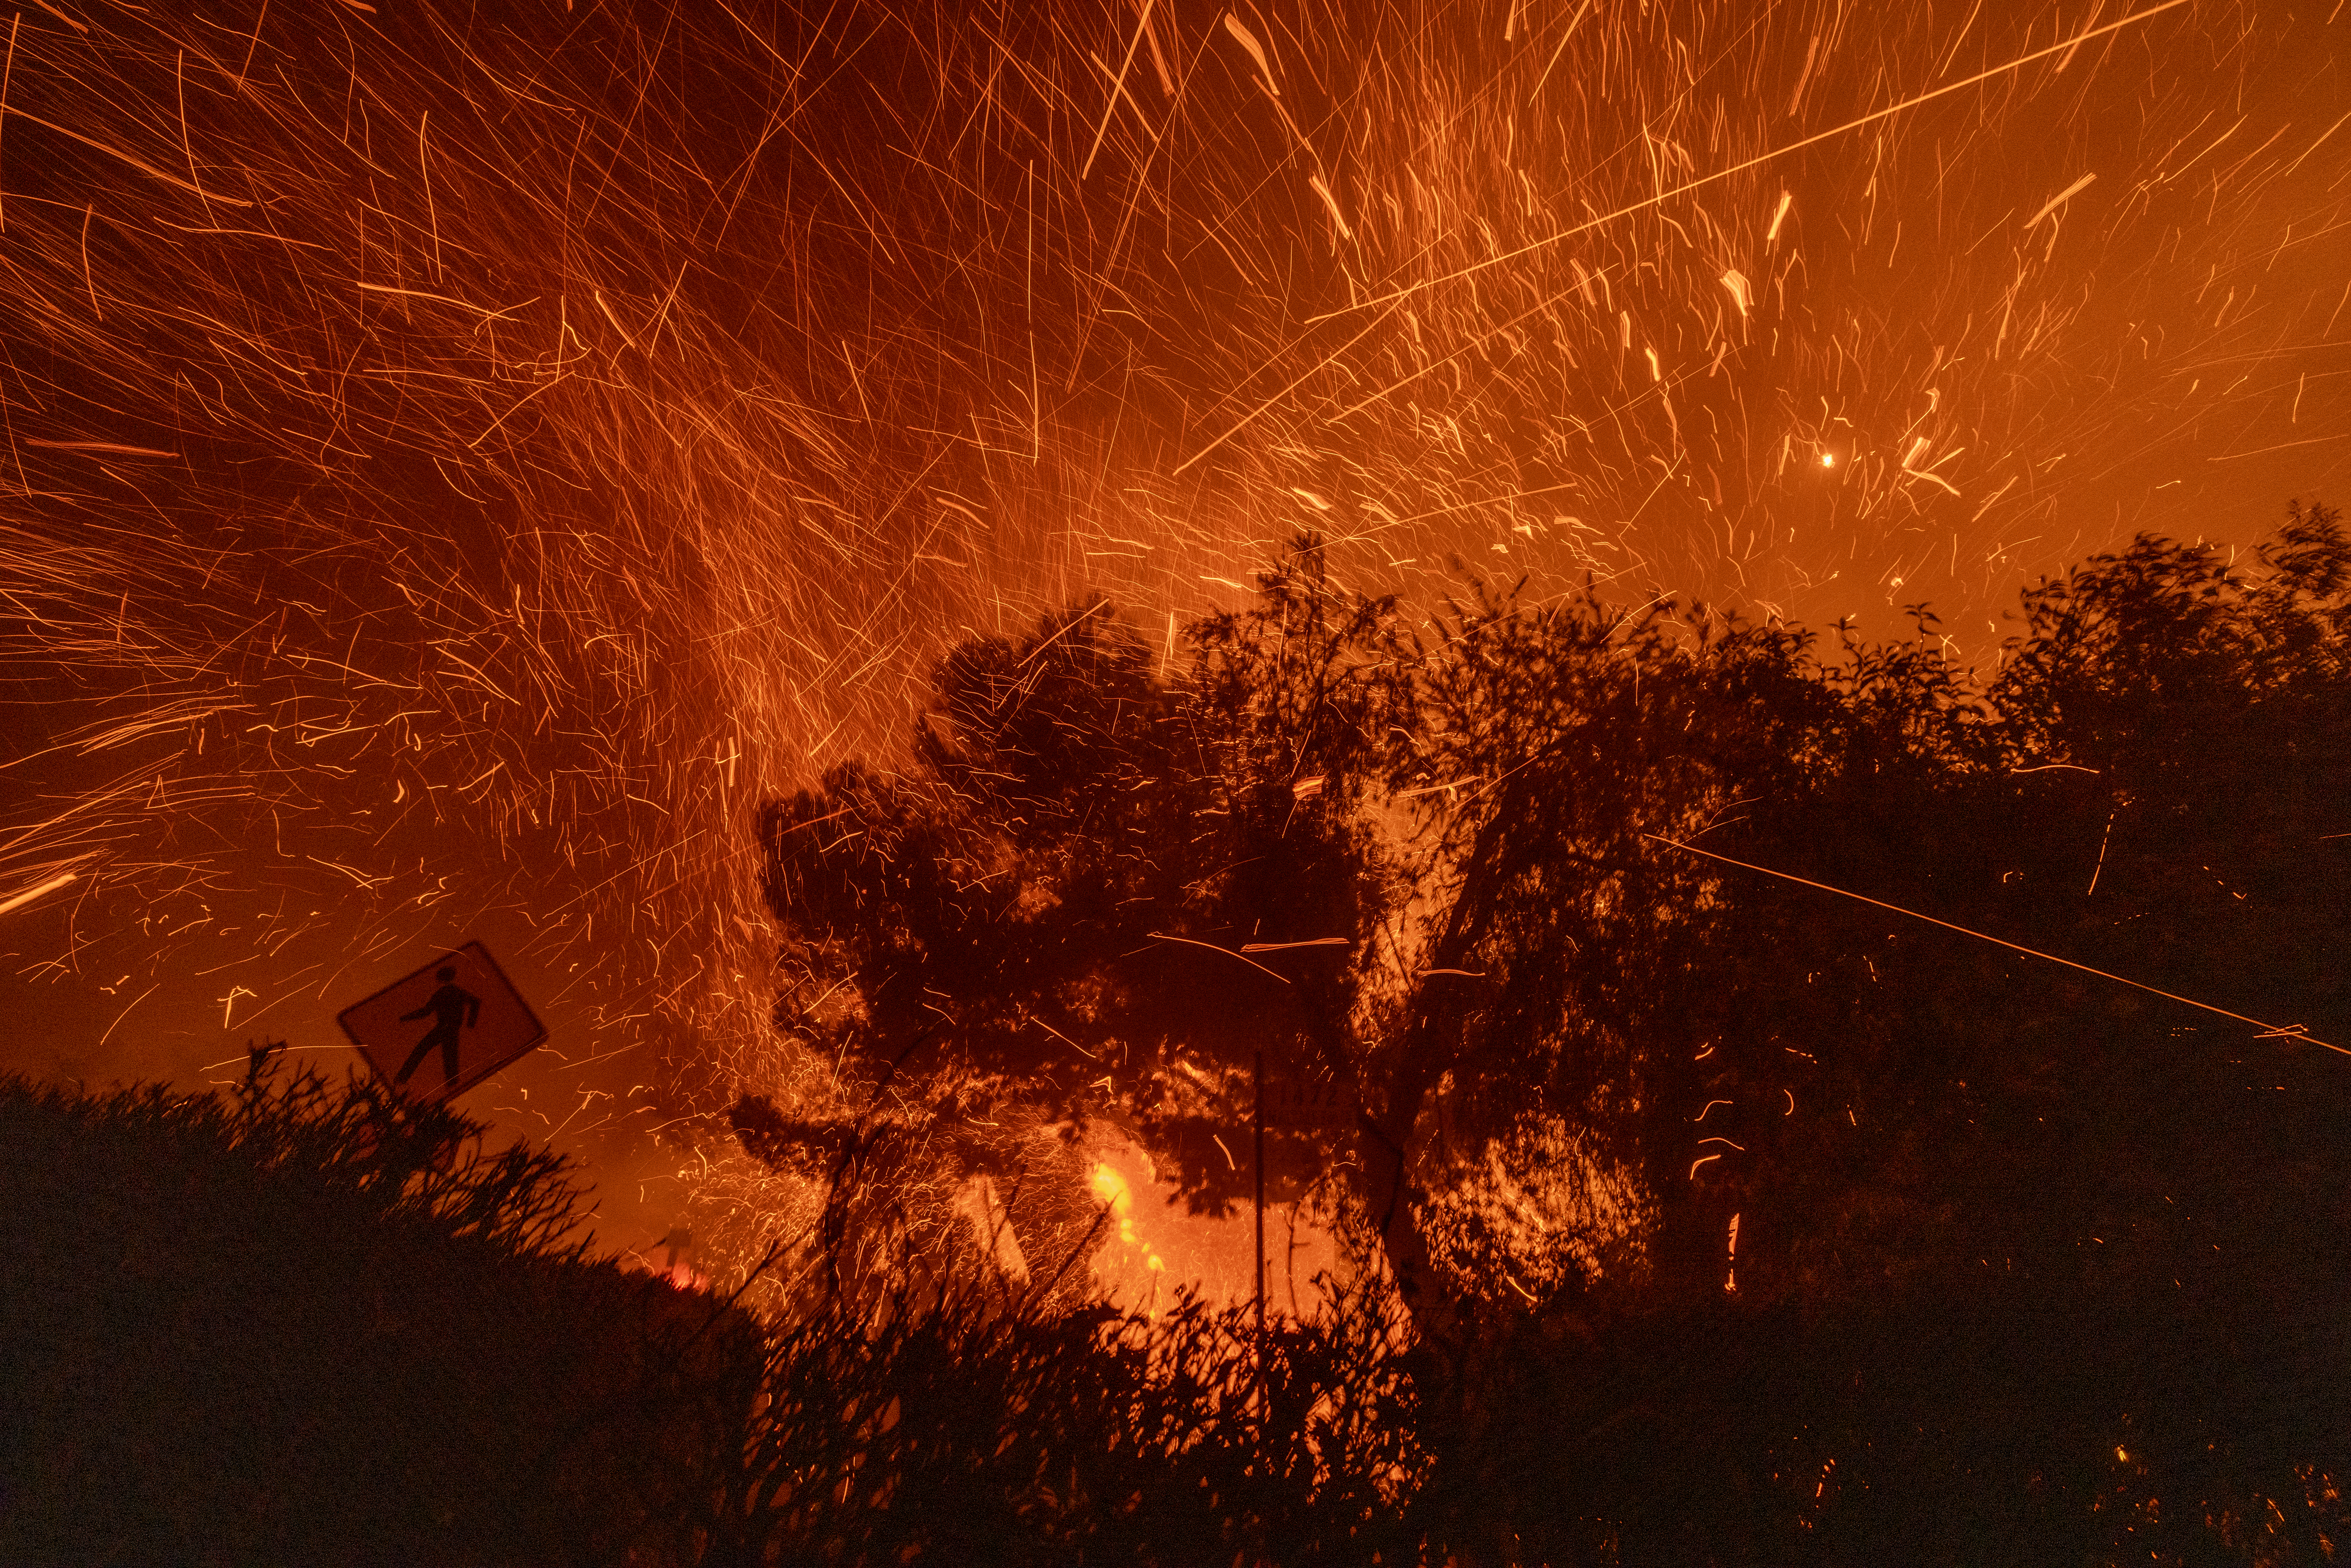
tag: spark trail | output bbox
[0,0,2342,1280]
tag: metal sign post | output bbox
[1253,1047,1266,1392]
[337,941,547,1103]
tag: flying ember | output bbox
[0,0,2341,1298]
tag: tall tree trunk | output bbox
[1352,988,1479,1362]
[1356,1079,1466,1355]
[1353,784,1540,1358]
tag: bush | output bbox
[707,1262,1422,1567]
[0,1058,762,1568]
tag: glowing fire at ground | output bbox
[1089,1160,1169,1297]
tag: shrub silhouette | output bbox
[0,1056,761,1568]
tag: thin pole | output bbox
[1253,1046,1266,1387]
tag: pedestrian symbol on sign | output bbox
[396,966,481,1090]
[338,942,546,1103]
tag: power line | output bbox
[1644,833,2345,1057]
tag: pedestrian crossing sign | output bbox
[337,941,547,1103]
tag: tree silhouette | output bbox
[745,504,2351,1423]
[743,552,1412,1314]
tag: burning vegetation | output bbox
[5,0,2351,1557]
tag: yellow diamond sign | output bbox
[337,941,547,1103]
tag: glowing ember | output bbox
[0,0,2340,1292]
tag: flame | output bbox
[1089,1160,1167,1317]
[1089,1161,1162,1268]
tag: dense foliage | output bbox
[703,1267,1424,1566]
[0,1059,1428,1567]
[743,502,2351,1560]
[0,1059,762,1567]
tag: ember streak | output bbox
[0,0,2342,1277]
